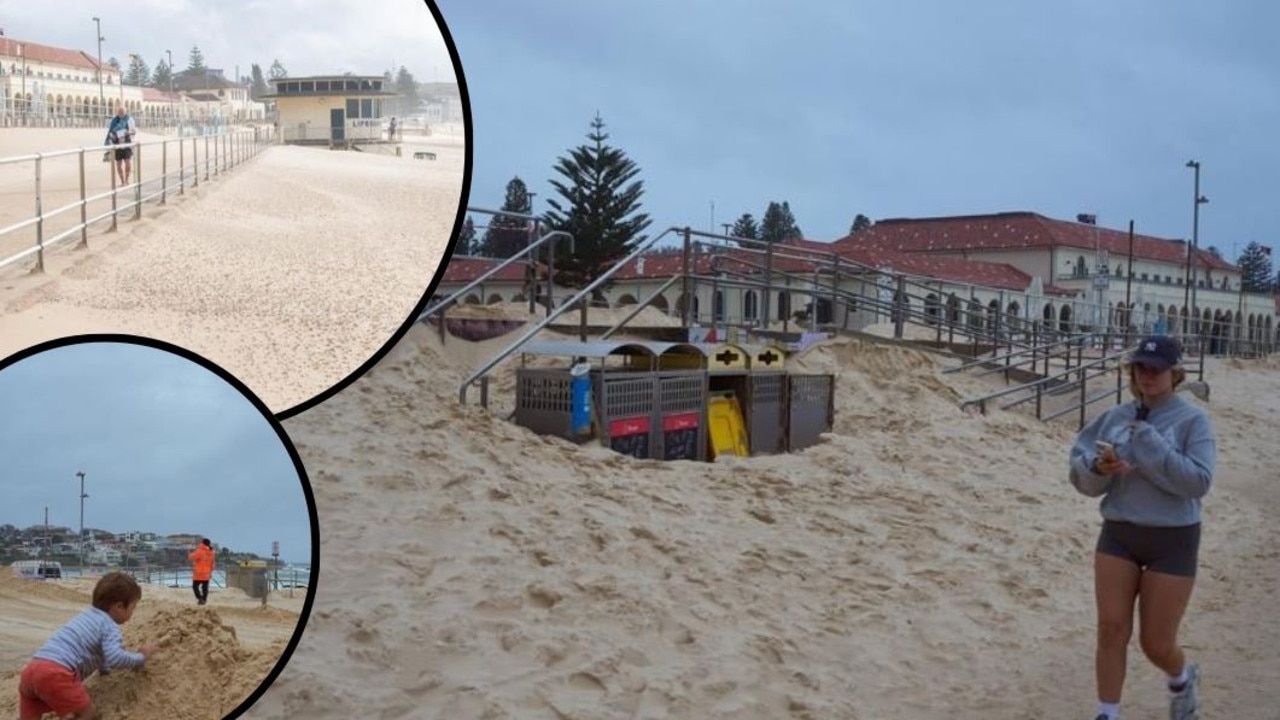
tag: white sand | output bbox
[0,128,464,412]
[239,325,1279,719]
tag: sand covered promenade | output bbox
[242,324,1278,719]
[0,128,464,412]
[0,571,305,720]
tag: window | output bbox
[301,81,314,92]
[1141,273,1148,281]
[346,99,359,118]
[361,98,372,117]
[316,81,329,92]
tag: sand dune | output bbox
[235,325,1278,719]
[0,129,464,412]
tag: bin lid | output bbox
[750,343,788,372]
[699,343,750,371]
[521,340,657,361]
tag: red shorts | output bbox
[18,658,91,719]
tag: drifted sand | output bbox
[0,571,305,720]
[0,128,464,412]
[241,324,1279,719]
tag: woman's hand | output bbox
[1094,451,1131,477]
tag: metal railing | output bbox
[0,125,276,274]
[458,226,678,405]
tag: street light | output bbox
[76,471,88,567]
[92,17,105,120]
[166,49,174,126]
[17,43,24,120]
[1181,160,1208,337]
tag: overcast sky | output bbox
[0,343,312,565]
[1,0,457,84]
[442,0,1279,259]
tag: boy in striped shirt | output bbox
[17,572,157,720]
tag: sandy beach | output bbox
[0,128,464,412]
[237,322,1278,720]
[0,571,306,720]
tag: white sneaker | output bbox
[1169,662,1200,720]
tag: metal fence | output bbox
[0,125,276,274]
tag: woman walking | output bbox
[1069,335,1216,720]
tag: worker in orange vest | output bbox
[188,539,215,606]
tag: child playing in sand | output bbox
[17,572,157,720]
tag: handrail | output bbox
[960,346,1126,410]
[458,227,678,404]
[418,229,574,320]
[0,127,273,273]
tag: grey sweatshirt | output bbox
[1069,394,1216,527]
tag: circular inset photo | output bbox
[0,337,317,720]
[0,0,470,415]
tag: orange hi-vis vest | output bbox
[188,545,215,582]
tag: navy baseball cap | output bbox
[1130,335,1181,370]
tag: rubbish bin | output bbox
[570,362,593,436]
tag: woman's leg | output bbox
[1095,552,1142,703]
[1137,570,1196,675]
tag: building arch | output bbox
[1059,303,1072,332]
[743,289,759,322]
[616,294,638,306]
[947,294,962,324]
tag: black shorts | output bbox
[1096,520,1201,577]
[113,146,133,161]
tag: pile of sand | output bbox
[241,324,1279,719]
[87,607,286,720]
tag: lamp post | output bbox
[92,17,105,120]
[1182,160,1208,339]
[166,50,174,126]
[17,43,24,120]
[76,471,88,567]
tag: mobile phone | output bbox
[1095,440,1115,456]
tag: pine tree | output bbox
[731,213,759,240]
[780,201,802,240]
[124,54,150,86]
[1237,242,1274,293]
[544,114,651,289]
[849,213,872,234]
[759,201,802,243]
[250,64,269,101]
[395,66,419,117]
[458,216,477,255]
[268,59,288,80]
[151,60,173,90]
[187,46,207,76]
[481,177,533,259]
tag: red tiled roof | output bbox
[441,257,529,283]
[141,87,181,101]
[0,37,104,72]
[834,212,1234,271]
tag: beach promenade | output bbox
[0,127,464,411]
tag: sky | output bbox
[441,0,1280,260]
[0,0,457,85]
[0,342,313,564]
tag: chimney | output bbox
[636,256,646,275]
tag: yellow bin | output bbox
[707,392,750,459]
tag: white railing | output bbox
[0,125,277,273]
